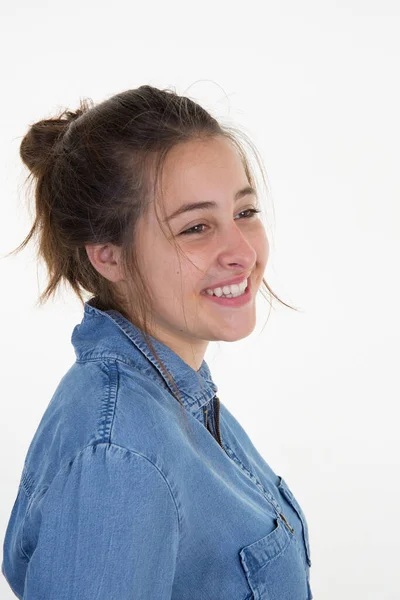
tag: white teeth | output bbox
[204,279,248,298]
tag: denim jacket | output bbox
[2,298,313,599]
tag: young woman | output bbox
[2,85,312,599]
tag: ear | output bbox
[85,243,125,283]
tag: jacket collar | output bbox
[71,297,218,414]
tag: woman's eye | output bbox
[179,208,261,236]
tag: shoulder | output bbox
[21,441,181,556]
[22,357,184,503]
[48,442,178,507]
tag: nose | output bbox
[216,223,257,271]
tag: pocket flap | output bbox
[239,518,290,574]
[239,519,310,600]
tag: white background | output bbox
[1,1,399,598]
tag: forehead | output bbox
[158,136,247,202]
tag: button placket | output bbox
[204,399,297,536]
[278,476,312,568]
[223,443,285,516]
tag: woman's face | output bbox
[134,136,269,369]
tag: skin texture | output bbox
[86,136,269,371]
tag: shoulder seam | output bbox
[98,360,119,443]
[21,442,182,558]
[56,442,182,541]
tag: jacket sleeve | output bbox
[22,443,180,599]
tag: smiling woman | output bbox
[126,134,271,363]
[2,85,312,600]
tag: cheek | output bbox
[253,226,270,265]
[263,233,270,261]
[138,233,177,283]
[148,252,196,301]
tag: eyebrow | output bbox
[162,185,257,224]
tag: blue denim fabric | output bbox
[2,298,313,599]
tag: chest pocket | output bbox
[277,476,312,568]
[239,517,310,600]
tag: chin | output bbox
[214,321,257,343]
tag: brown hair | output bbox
[5,85,297,445]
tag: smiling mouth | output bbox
[200,277,252,305]
[201,277,249,297]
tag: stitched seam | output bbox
[75,356,212,410]
[98,361,118,443]
[19,443,182,562]
[224,443,269,496]
[279,480,312,566]
[53,442,181,541]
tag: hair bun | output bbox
[19,101,91,177]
